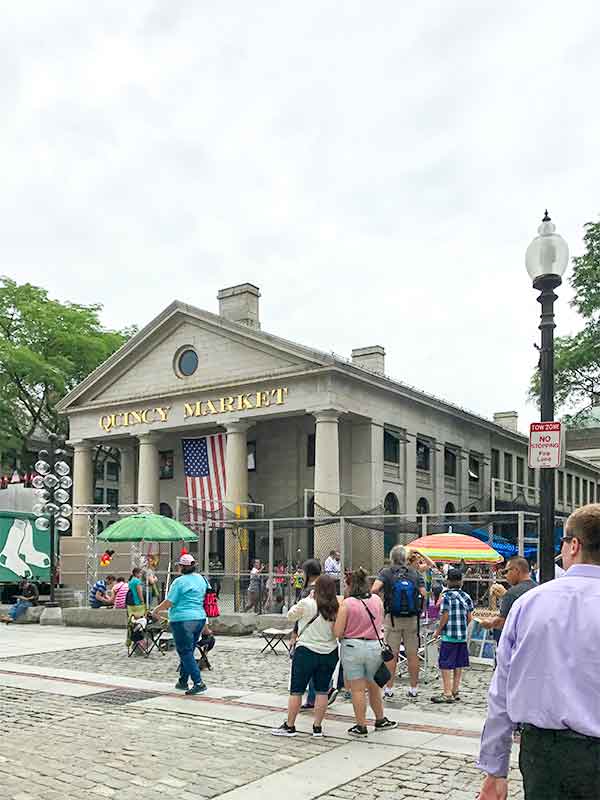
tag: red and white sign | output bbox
[528,422,562,468]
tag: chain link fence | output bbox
[170,507,548,614]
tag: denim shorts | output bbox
[341,638,382,682]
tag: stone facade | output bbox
[57,283,600,587]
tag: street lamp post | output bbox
[32,433,73,605]
[525,211,569,583]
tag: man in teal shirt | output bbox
[152,554,208,695]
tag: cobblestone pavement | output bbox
[6,640,493,715]
[0,685,340,800]
[317,750,525,800]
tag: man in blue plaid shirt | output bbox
[431,568,474,703]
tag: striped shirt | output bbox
[89,580,107,608]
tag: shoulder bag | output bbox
[359,598,393,688]
[202,576,220,618]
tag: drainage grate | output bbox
[81,689,162,705]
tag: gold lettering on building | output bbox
[98,406,171,433]
[184,386,289,418]
[99,388,288,432]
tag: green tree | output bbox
[530,218,600,426]
[0,277,135,467]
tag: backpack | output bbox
[387,568,419,618]
[125,588,134,606]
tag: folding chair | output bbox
[259,627,293,655]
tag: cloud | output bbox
[1,0,599,433]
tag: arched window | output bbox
[444,502,455,514]
[159,502,173,518]
[416,497,429,515]
[384,492,399,557]
[384,492,399,515]
[469,505,478,514]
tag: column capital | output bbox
[312,409,342,424]
[69,440,94,453]
[137,432,161,445]
[225,420,252,434]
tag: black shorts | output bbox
[290,646,338,696]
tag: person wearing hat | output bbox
[431,567,474,703]
[151,554,209,695]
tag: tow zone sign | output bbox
[528,422,562,469]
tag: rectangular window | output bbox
[106,488,119,508]
[307,434,315,468]
[516,457,525,486]
[159,451,174,480]
[95,461,104,481]
[504,453,513,482]
[384,430,400,464]
[558,470,564,502]
[575,476,580,506]
[247,441,256,472]
[106,461,119,482]
[491,449,500,480]
[582,478,588,504]
[444,447,457,478]
[567,474,573,504]
[416,438,431,472]
[468,455,480,483]
[590,483,595,503]
[528,467,535,487]
[94,487,104,505]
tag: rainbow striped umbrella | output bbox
[408,533,503,564]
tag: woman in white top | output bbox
[272,574,339,738]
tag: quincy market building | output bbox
[57,284,600,586]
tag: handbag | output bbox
[359,598,393,688]
[359,599,394,661]
[203,577,220,618]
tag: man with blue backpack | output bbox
[371,545,426,699]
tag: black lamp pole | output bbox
[535,270,561,584]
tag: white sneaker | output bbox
[383,687,394,699]
[406,687,418,698]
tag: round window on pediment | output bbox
[174,347,199,378]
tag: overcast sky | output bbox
[2,2,600,432]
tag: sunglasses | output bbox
[560,535,576,546]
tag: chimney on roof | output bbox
[493,411,519,432]
[351,346,385,375]
[217,283,261,329]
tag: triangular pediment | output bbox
[58,302,331,411]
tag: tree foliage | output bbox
[530,218,600,426]
[0,277,135,464]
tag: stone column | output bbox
[460,449,470,510]
[72,442,94,538]
[137,434,160,512]
[313,410,341,564]
[119,445,136,505]
[351,419,384,571]
[313,410,341,513]
[405,434,417,520]
[224,421,250,573]
[434,441,445,514]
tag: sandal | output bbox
[430,694,454,704]
[452,692,461,701]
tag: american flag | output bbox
[182,435,227,523]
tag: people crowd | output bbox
[74,502,600,798]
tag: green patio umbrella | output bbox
[97,514,197,543]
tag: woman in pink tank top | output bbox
[333,568,397,737]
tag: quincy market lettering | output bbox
[98,387,288,433]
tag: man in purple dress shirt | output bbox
[477,503,600,800]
